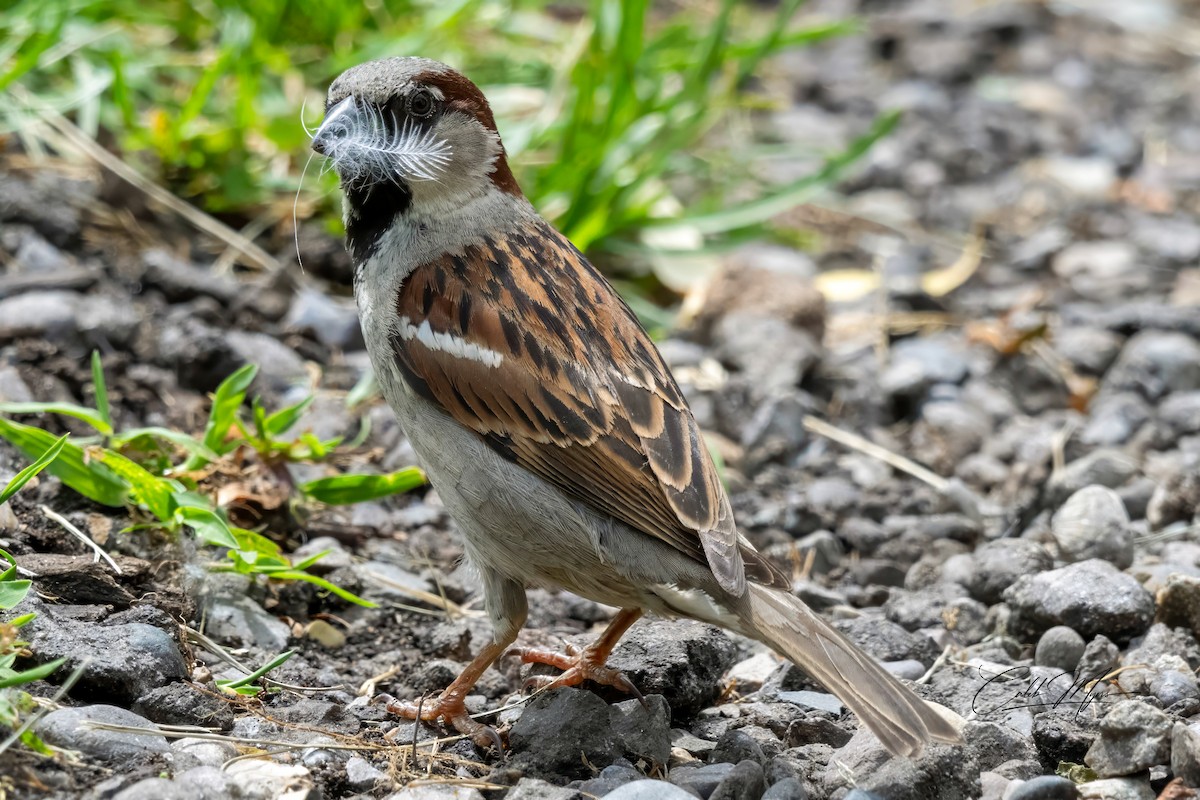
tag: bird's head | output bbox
[312,57,521,221]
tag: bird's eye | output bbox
[407,90,435,119]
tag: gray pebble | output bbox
[505,778,578,800]
[1034,627,1086,673]
[1050,486,1133,567]
[1003,560,1154,642]
[170,737,236,771]
[1172,722,1200,788]
[35,705,168,763]
[345,756,387,791]
[1004,775,1079,800]
[710,760,765,800]
[113,778,200,800]
[602,780,697,800]
[1083,699,1172,777]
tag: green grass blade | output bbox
[0,403,113,436]
[90,351,112,431]
[267,570,377,607]
[655,110,902,236]
[218,650,294,690]
[0,433,67,506]
[92,449,179,521]
[175,506,238,549]
[0,419,126,507]
[300,468,426,505]
[186,364,257,469]
[111,427,220,462]
[0,657,67,688]
[264,395,313,438]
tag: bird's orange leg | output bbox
[508,608,645,701]
[378,638,509,752]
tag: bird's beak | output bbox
[311,96,358,156]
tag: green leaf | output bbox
[111,427,220,462]
[91,351,112,432]
[267,570,376,607]
[188,364,257,469]
[230,527,283,559]
[0,402,113,435]
[0,433,67,506]
[216,649,294,690]
[93,448,180,521]
[0,657,66,688]
[0,419,127,507]
[175,506,238,549]
[0,579,31,610]
[300,468,426,505]
[265,395,312,438]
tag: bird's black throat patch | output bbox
[345,179,412,265]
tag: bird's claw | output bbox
[375,692,502,752]
[507,645,647,707]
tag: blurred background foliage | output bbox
[0,0,889,273]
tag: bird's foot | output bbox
[376,692,502,752]
[507,643,646,705]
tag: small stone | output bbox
[1004,775,1080,800]
[1048,450,1138,504]
[1103,331,1200,400]
[345,756,387,792]
[1076,636,1120,682]
[508,689,670,781]
[134,682,235,731]
[0,290,79,342]
[1054,327,1124,376]
[1159,391,1200,437]
[1076,778,1154,800]
[671,762,733,797]
[727,651,782,691]
[1052,241,1137,301]
[774,691,843,716]
[761,777,808,800]
[113,778,200,800]
[35,705,168,763]
[575,762,642,796]
[606,619,738,716]
[285,288,364,351]
[710,729,767,766]
[1084,699,1172,777]
[710,760,766,800]
[505,778,578,800]
[1147,470,1200,529]
[1051,486,1133,568]
[1003,560,1154,642]
[966,540,1053,605]
[171,737,237,771]
[602,780,697,800]
[1079,392,1149,447]
[27,618,187,705]
[200,574,291,652]
[1150,670,1200,708]
[1172,722,1200,787]
[1034,627,1086,673]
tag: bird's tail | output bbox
[740,583,964,757]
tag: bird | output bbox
[310,56,964,757]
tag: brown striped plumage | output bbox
[388,216,785,596]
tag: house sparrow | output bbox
[311,56,964,757]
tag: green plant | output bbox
[1,0,889,280]
[215,649,294,697]
[0,443,70,756]
[0,353,428,607]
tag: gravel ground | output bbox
[3,1,1200,799]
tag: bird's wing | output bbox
[389,217,783,595]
